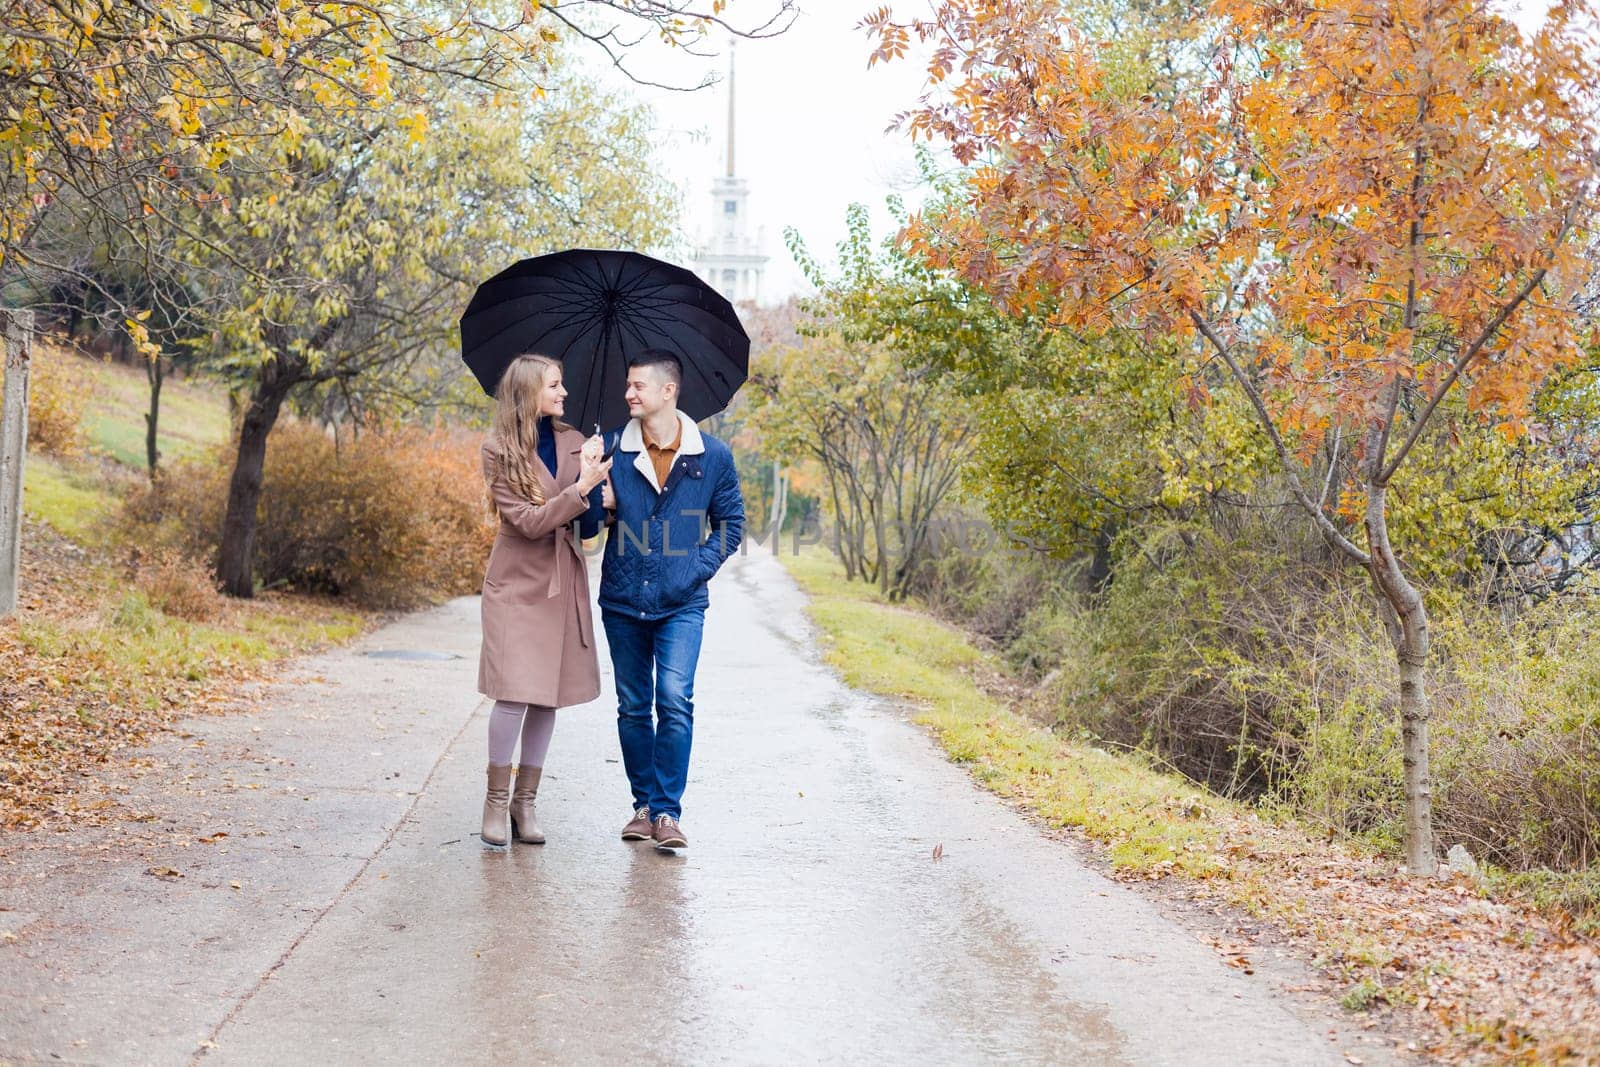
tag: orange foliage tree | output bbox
[867,0,1600,873]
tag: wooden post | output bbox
[768,460,790,551]
[768,461,781,540]
[0,309,34,616]
[775,467,789,540]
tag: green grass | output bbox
[16,591,366,712]
[234,606,366,646]
[21,454,118,542]
[1339,977,1389,1012]
[83,412,155,469]
[780,546,1231,875]
[55,343,230,467]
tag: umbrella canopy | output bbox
[459,249,750,433]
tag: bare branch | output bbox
[1190,310,1372,566]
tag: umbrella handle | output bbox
[595,423,620,461]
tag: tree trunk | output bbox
[144,353,164,476]
[217,362,296,598]
[1364,480,1436,875]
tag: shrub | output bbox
[24,343,86,456]
[126,421,495,609]
[134,549,222,622]
[907,504,1600,872]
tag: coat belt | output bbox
[547,522,590,648]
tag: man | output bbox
[598,348,744,851]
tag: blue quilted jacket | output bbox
[598,411,745,621]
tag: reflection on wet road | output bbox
[207,548,1353,1066]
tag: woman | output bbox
[477,353,611,846]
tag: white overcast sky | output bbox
[581,0,1555,304]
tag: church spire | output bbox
[726,40,737,178]
[692,37,766,307]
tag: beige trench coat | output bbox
[476,430,601,708]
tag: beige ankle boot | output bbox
[481,764,513,846]
[509,765,545,844]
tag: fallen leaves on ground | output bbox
[1111,801,1600,1062]
[0,517,372,832]
[959,644,1600,1062]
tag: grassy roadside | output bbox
[782,548,1234,875]
[780,545,1600,1063]
[1,537,367,831]
[2,348,373,831]
[21,454,114,543]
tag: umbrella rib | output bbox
[470,300,608,361]
[474,270,604,313]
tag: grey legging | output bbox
[487,701,556,768]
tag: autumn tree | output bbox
[0,0,794,284]
[868,0,1600,873]
[800,176,1277,584]
[163,59,673,597]
[748,207,975,598]
[0,0,794,484]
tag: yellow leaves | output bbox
[123,315,160,362]
[278,107,308,155]
[50,98,115,154]
[396,111,429,147]
[154,95,184,134]
[1492,419,1527,443]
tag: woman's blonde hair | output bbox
[489,354,573,510]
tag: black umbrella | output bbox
[459,248,750,433]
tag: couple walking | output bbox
[475,348,744,852]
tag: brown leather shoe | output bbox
[652,814,687,850]
[621,806,652,841]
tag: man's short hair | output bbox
[627,348,682,388]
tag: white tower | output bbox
[693,42,767,306]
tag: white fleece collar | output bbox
[619,410,704,492]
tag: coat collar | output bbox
[551,424,583,489]
[618,410,704,493]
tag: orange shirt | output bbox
[643,419,682,490]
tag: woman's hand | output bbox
[576,452,612,494]
[582,434,605,465]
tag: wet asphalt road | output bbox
[0,547,1391,1065]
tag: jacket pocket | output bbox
[657,561,702,611]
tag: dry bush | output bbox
[126,421,495,608]
[24,344,86,456]
[134,548,222,621]
[1425,600,1600,871]
[913,506,1600,872]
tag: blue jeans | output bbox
[601,605,706,821]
